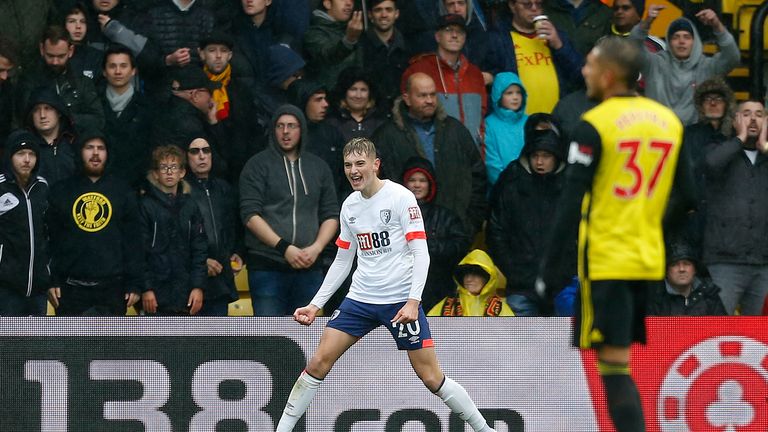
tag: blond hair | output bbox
[343,137,377,159]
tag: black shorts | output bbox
[572,279,650,349]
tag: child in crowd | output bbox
[484,72,528,187]
[428,249,514,317]
[139,145,207,315]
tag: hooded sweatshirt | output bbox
[24,87,78,186]
[239,104,339,270]
[428,249,513,316]
[631,17,740,125]
[485,72,528,186]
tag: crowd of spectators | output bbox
[0,0,762,317]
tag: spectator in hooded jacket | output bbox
[63,3,105,84]
[485,72,528,187]
[239,104,339,316]
[631,6,739,125]
[428,249,514,316]
[648,239,726,316]
[326,66,387,143]
[487,127,573,316]
[438,0,494,85]
[47,130,144,316]
[24,87,78,186]
[0,130,50,316]
[402,14,487,146]
[402,156,471,311]
[185,136,241,316]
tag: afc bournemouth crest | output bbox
[380,209,391,224]
[72,192,113,232]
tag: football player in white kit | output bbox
[275,138,496,432]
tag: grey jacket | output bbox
[239,105,339,267]
[631,18,740,125]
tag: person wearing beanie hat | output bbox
[0,129,50,315]
[631,5,739,125]
[401,156,471,310]
[46,130,145,316]
[647,239,727,316]
[487,114,570,317]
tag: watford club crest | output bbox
[380,209,392,224]
[72,192,112,232]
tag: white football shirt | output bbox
[336,180,427,304]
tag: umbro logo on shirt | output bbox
[348,217,356,225]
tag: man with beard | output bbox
[702,100,768,316]
[16,25,105,133]
[47,131,144,316]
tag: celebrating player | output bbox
[539,36,694,432]
[276,137,496,432]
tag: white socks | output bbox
[436,376,496,432]
[277,373,496,432]
[276,370,323,432]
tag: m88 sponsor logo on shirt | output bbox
[356,231,392,256]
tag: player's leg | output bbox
[407,348,496,432]
[579,280,645,432]
[597,345,644,432]
[276,328,359,432]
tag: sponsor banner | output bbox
[0,318,766,431]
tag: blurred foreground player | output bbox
[276,138,496,432]
[539,37,693,432]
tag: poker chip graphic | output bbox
[658,336,768,431]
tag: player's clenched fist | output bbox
[294,304,320,326]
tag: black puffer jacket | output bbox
[401,157,471,310]
[145,1,214,64]
[487,129,574,297]
[0,132,50,297]
[647,277,727,316]
[187,174,239,304]
[139,177,208,312]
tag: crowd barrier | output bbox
[0,317,765,431]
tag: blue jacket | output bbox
[485,72,528,186]
[487,12,584,96]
